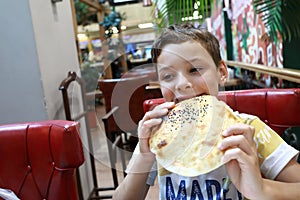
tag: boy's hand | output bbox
[219,124,264,199]
[137,102,175,154]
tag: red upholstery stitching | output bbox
[0,120,84,200]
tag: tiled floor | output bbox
[91,104,159,199]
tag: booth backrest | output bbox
[143,88,300,135]
[99,76,162,135]
[0,120,84,200]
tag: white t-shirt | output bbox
[127,113,299,200]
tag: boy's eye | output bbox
[160,73,174,81]
[190,67,203,73]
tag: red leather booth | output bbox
[0,120,84,200]
[143,88,300,135]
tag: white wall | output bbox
[0,1,47,123]
[0,0,93,198]
[29,0,81,120]
[0,1,80,123]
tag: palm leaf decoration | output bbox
[154,0,300,42]
[153,0,213,29]
[253,0,300,41]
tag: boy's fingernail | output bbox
[222,130,228,136]
[221,156,225,163]
[218,143,223,150]
[166,102,175,107]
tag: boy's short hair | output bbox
[151,24,222,67]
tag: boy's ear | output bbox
[218,60,228,86]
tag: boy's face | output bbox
[157,41,228,103]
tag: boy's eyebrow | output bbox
[188,57,207,63]
[188,57,200,62]
[158,57,201,68]
[189,57,214,67]
[157,58,203,71]
[157,65,173,73]
[157,56,213,73]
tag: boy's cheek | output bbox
[161,87,175,101]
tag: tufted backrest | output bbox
[143,88,300,135]
[0,120,84,200]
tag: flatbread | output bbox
[149,95,241,177]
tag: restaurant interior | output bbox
[1,0,300,199]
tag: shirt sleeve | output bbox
[249,117,299,179]
[261,142,298,179]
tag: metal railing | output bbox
[225,60,300,84]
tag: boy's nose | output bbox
[175,74,192,91]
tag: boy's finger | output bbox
[153,101,175,110]
[144,108,168,120]
[222,124,255,144]
[219,134,253,155]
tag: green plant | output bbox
[99,7,125,38]
[80,63,100,93]
[154,0,300,42]
[74,0,98,26]
[253,0,300,42]
[153,0,213,29]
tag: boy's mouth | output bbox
[174,94,206,103]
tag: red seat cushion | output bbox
[0,120,84,200]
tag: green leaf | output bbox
[153,0,210,28]
[253,0,300,41]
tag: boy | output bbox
[113,24,300,199]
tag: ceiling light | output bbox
[138,23,153,29]
[143,0,152,6]
[77,33,87,40]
